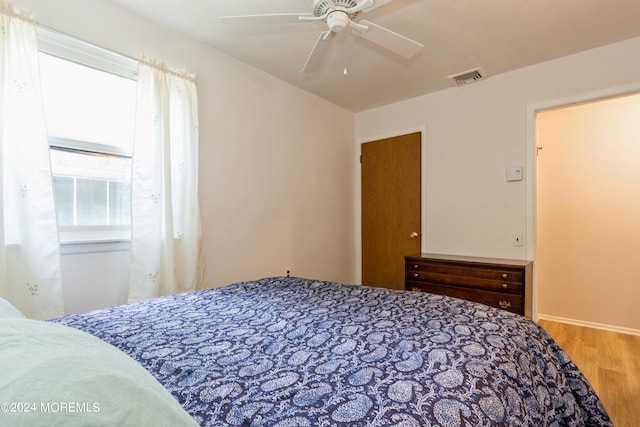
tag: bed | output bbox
[2,276,611,426]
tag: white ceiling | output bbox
[107,0,640,112]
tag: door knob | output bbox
[409,232,419,240]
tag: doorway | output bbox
[535,92,640,331]
[360,132,422,290]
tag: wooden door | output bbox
[361,132,421,290]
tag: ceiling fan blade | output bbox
[302,31,335,73]
[353,20,423,58]
[351,0,393,13]
[220,13,313,26]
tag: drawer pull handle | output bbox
[411,287,421,292]
[498,300,511,309]
[502,284,508,289]
[413,273,419,278]
[413,264,419,269]
[502,273,508,279]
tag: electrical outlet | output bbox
[512,232,523,246]
[506,166,523,182]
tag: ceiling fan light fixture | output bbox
[327,11,349,32]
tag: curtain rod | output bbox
[140,56,196,83]
[0,1,35,23]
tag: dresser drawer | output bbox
[406,261,523,282]
[407,280,523,315]
[405,254,532,317]
[404,269,522,295]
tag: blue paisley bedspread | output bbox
[51,277,612,426]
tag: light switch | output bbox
[506,166,523,182]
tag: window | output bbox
[37,29,138,244]
[49,142,131,228]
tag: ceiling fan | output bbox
[220,0,424,73]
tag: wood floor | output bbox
[539,320,640,427]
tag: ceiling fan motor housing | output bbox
[313,0,361,19]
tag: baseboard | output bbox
[537,314,640,337]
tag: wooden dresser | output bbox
[405,253,532,317]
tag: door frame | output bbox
[525,82,640,323]
[355,126,427,285]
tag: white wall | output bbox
[60,247,130,315]
[356,36,640,260]
[355,36,640,328]
[15,0,355,314]
[14,1,640,322]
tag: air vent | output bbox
[447,67,486,86]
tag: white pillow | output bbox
[0,297,25,319]
[0,318,198,427]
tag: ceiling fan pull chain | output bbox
[344,49,348,75]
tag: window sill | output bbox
[60,240,130,255]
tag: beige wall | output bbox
[356,36,640,260]
[15,0,356,314]
[536,94,640,332]
[355,36,640,331]
[12,1,640,326]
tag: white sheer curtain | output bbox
[0,3,63,319]
[129,60,207,302]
